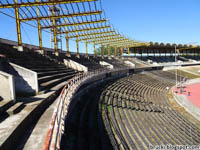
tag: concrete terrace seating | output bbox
[138,56,187,64]
[0,43,78,94]
[100,71,200,149]
[101,57,128,68]
[0,43,78,149]
[184,56,200,61]
[47,53,104,71]
[122,57,148,68]
[61,80,115,150]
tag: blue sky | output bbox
[0,0,199,53]
[102,0,200,45]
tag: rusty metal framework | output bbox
[0,0,146,56]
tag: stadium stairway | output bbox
[0,43,78,150]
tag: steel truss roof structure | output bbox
[0,0,147,57]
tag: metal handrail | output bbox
[43,67,131,150]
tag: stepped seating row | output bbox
[123,58,148,68]
[0,43,78,148]
[100,71,200,149]
[138,56,188,63]
[67,55,104,71]
[61,82,114,150]
[47,53,104,71]
[0,43,78,94]
[185,56,200,61]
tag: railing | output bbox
[43,72,91,150]
[42,67,131,150]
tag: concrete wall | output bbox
[124,61,135,67]
[64,59,88,73]
[8,63,38,96]
[99,61,113,69]
[0,71,16,102]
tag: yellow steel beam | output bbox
[111,43,140,48]
[66,36,70,56]
[94,39,129,45]
[79,34,120,41]
[41,20,107,29]
[15,0,22,46]
[68,31,115,38]
[21,11,102,21]
[114,46,117,57]
[86,36,125,43]
[37,0,42,49]
[0,0,97,9]
[57,26,110,34]
[51,5,58,54]
[128,47,130,57]
[121,47,123,56]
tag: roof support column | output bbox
[114,46,117,58]
[37,0,42,51]
[51,4,58,55]
[121,47,123,58]
[66,35,70,57]
[15,0,23,51]
[108,45,111,58]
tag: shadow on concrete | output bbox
[0,112,9,123]
[18,97,44,104]
[60,80,115,150]
[0,60,35,97]
[14,87,63,150]
[0,96,3,101]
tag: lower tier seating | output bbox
[100,71,200,149]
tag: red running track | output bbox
[174,83,200,108]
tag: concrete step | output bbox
[32,67,67,72]
[21,98,57,150]
[0,90,61,150]
[37,69,74,77]
[38,71,77,84]
[24,65,66,70]
[6,102,24,115]
[39,73,76,93]
[0,100,14,114]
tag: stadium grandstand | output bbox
[0,0,200,150]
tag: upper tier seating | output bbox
[0,43,78,94]
[138,56,188,63]
[89,56,129,69]
[184,56,200,61]
[46,52,104,71]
